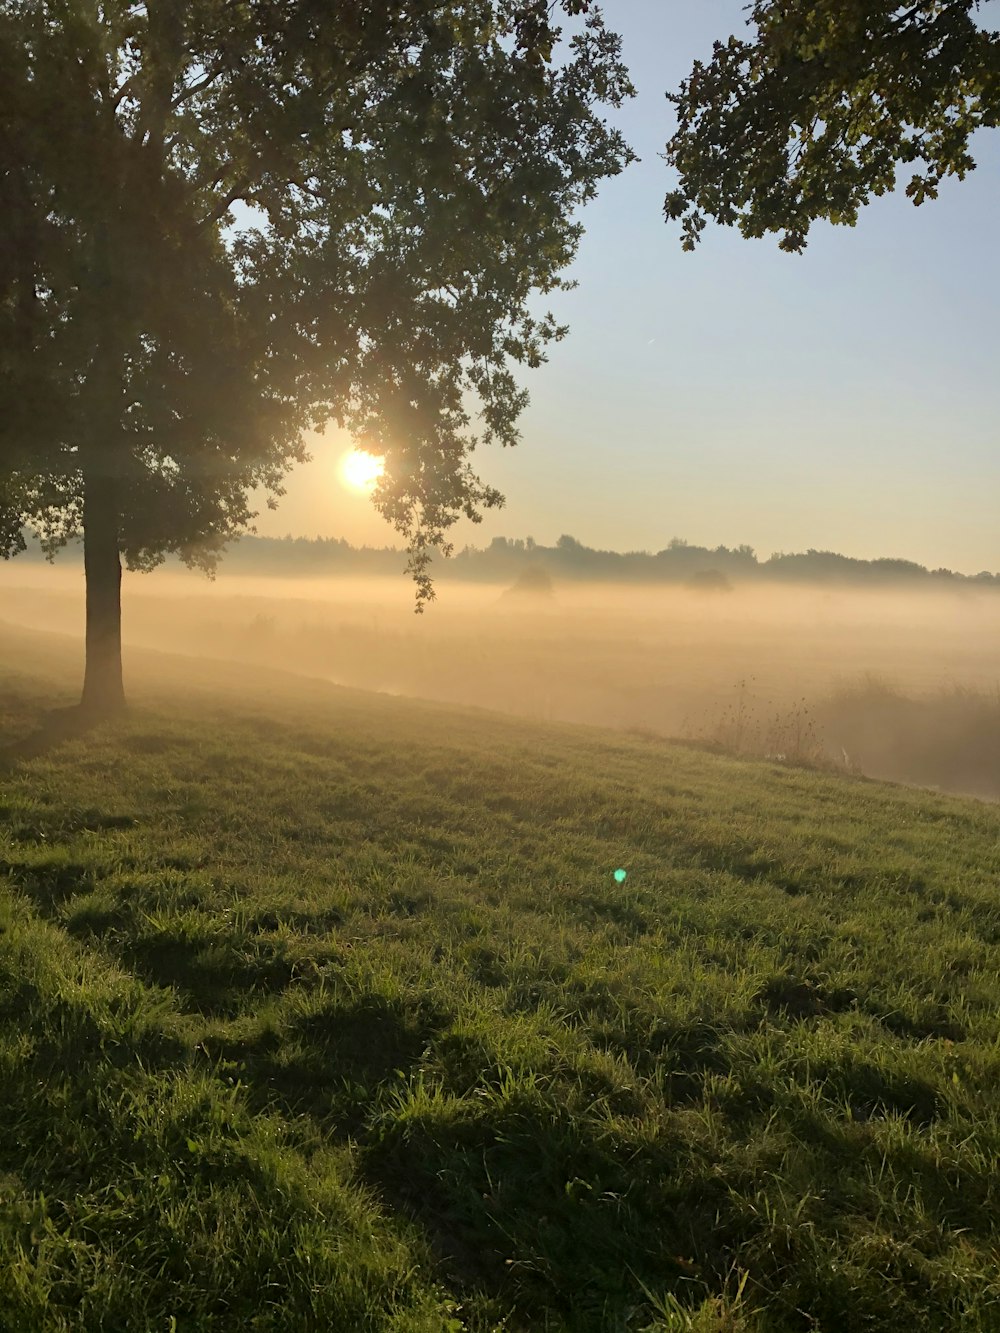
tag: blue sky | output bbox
[261,0,1000,574]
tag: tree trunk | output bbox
[81,465,126,715]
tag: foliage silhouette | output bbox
[665,0,1000,251]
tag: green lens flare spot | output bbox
[613,868,627,884]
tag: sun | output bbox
[339,448,385,493]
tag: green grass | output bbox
[1,646,999,1331]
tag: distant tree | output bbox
[503,564,555,599]
[0,0,633,713]
[664,0,1000,251]
[686,568,732,593]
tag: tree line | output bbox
[21,531,995,590]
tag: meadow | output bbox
[4,564,1000,798]
[1,622,999,1330]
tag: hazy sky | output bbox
[257,0,1000,575]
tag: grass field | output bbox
[1,631,1000,1330]
[5,567,1000,802]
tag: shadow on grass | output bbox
[362,1088,734,1326]
[207,1001,682,1317]
[0,857,99,910]
[207,994,443,1129]
[0,974,190,1134]
[0,704,106,771]
[200,996,745,1324]
[118,935,298,1018]
[29,894,301,1019]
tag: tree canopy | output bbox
[1,0,633,603]
[664,0,1000,252]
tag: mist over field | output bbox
[4,563,999,800]
[6,0,1000,1325]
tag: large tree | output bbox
[664,0,999,252]
[0,0,633,714]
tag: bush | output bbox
[502,565,555,599]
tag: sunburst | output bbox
[339,449,385,493]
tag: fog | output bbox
[3,563,1000,799]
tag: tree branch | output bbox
[171,61,227,110]
[112,75,139,110]
[889,0,940,32]
[197,179,254,231]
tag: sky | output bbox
[256,0,1000,575]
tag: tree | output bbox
[1,0,633,714]
[664,0,1000,252]
[502,563,554,598]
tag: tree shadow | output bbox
[200,996,741,1325]
[361,1086,733,1327]
[206,994,444,1130]
[115,934,298,1018]
[0,704,104,770]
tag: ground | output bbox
[1,632,999,1331]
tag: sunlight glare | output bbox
[339,448,385,493]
